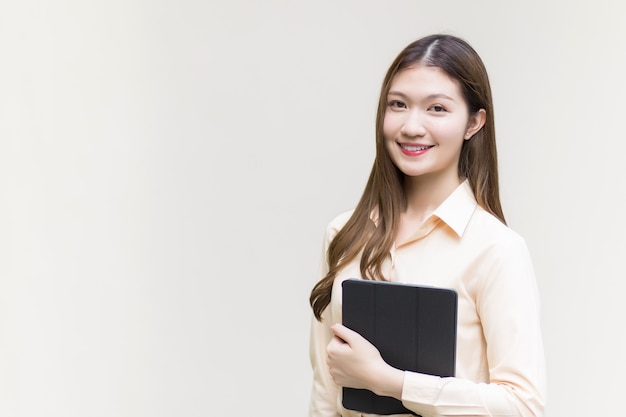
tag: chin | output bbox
[398,169,428,178]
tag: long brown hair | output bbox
[310,34,505,321]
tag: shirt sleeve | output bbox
[308,222,342,417]
[400,235,547,417]
[309,309,340,417]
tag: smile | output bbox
[400,144,434,151]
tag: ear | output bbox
[464,109,486,140]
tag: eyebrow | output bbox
[387,91,455,101]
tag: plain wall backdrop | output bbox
[1,1,625,416]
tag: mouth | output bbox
[400,144,434,152]
[399,143,435,156]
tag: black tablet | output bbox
[341,278,458,415]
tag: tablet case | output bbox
[341,278,458,415]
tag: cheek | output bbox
[432,119,467,142]
[382,113,398,140]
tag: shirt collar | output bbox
[431,179,477,237]
[368,180,478,238]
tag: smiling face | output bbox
[383,65,485,185]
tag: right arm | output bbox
[309,308,340,417]
[308,211,355,417]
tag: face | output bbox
[383,65,484,183]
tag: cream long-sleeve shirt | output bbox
[309,181,546,417]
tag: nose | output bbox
[400,110,426,137]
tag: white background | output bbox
[1,1,625,416]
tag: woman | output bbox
[308,34,546,417]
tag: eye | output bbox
[429,104,447,112]
[388,100,407,109]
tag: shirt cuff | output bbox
[401,371,444,404]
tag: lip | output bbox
[399,142,434,156]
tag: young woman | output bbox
[308,34,546,417]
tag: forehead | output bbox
[388,65,462,98]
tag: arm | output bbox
[326,323,404,398]
[309,310,341,417]
[400,236,546,417]
[326,236,546,417]
[308,214,352,417]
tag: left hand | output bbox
[326,323,387,390]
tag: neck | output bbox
[403,173,463,220]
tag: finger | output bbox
[327,335,350,356]
[330,323,359,344]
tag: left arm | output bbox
[326,236,547,417]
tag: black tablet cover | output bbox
[341,278,458,415]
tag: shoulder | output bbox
[465,209,537,292]
[469,209,540,308]
[467,206,529,252]
[325,209,355,240]
[320,209,356,249]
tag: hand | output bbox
[326,323,388,391]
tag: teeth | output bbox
[402,145,431,151]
